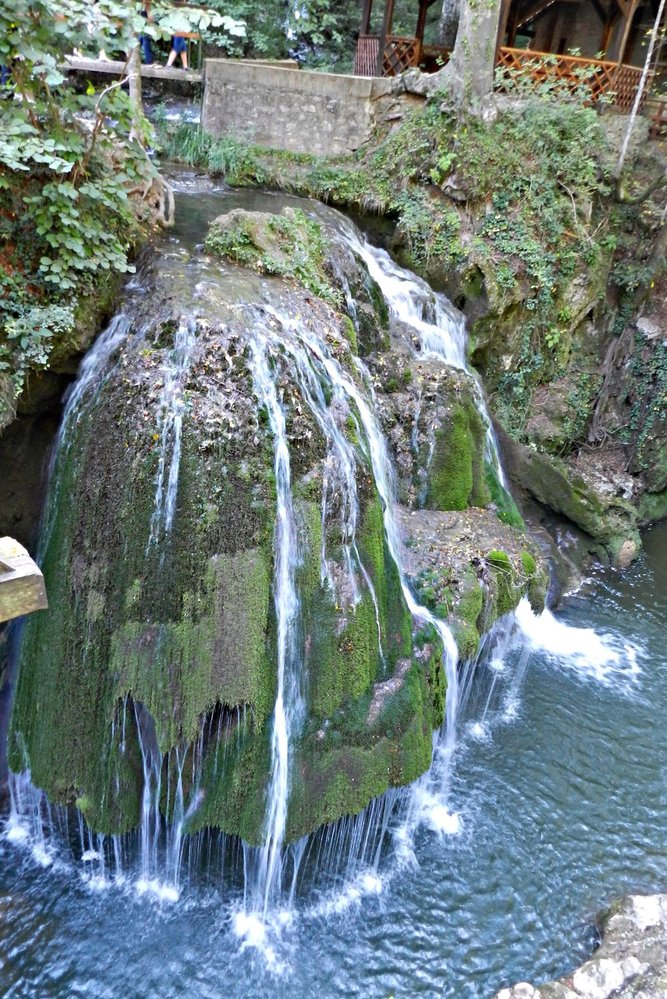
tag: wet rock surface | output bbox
[494,894,667,999]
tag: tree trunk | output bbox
[438,0,461,48]
[444,0,504,110]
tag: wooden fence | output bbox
[354,38,648,116]
[496,47,646,113]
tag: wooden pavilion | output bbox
[354,0,666,115]
[354,0,447,76]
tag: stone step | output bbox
[0,538,48,624]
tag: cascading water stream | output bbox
[345,229,507,488]
[147,318,197,548]
[260,309,462,833]
[246,336,303,913]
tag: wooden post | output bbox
[601,8,620,55]
[616,0,640,66]
[496,0,513,63]
[415,0,430,62]
[376,0,395,76]
[507,0,521,46]
[415,0,429,42]
[361,0,373,36]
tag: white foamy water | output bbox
[136,877,181,903]
[345,227,507,488]
[515,598,641,685]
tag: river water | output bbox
[1,185,665,998]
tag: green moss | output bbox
[341,315,358,354]
[205,207,340,305]
[486,550,517,619]
[637,487,667,526]
[520,551,537,575]
[485,461,525,529]
[357,494,412,668]
[426,400,490,511]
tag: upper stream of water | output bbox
[1,182,665,999]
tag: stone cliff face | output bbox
[7,204,544,844]
[466,266,667,568]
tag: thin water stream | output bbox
[0,184,663,998]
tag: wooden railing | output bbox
[383,36,421,76]
[496,47,646,113]
[354,34,380,76]
[354,34,422,76]
[355,38,648,114]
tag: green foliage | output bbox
[200,0,430,71]
[0,0,244,424]
[622,333,667,476]
[0,303,74,406]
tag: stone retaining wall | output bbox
[201,60,393,156]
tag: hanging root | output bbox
[127,143,176,228]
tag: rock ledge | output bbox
[494,894,667,999]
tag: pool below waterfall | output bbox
[1,521,665,998]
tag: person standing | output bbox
[166,34,188,68]
[140,0,154,64]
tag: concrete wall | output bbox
[201,60,393,156]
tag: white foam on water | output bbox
[232,910,286,974]
[469,721,492,743]
[4,818,29,844]
[515,598,641,686]
[81,849,100,862]
[309,868,386,919]
[413,787,463,837]
[31,843,55,868]
[83,873,110,892]
[135,877,181,903]
[502,696,520,722]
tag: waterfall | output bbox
[147,318,197,547]
[346,230,507,488]
[5,201,551,925]
[247,336,303,913]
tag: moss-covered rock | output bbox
[8,246,450,845]
[426,399,489,511]
[205,206,338,306]
[397,507,547,659]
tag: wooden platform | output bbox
[0,538,48,624]
[62,56,203,84]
